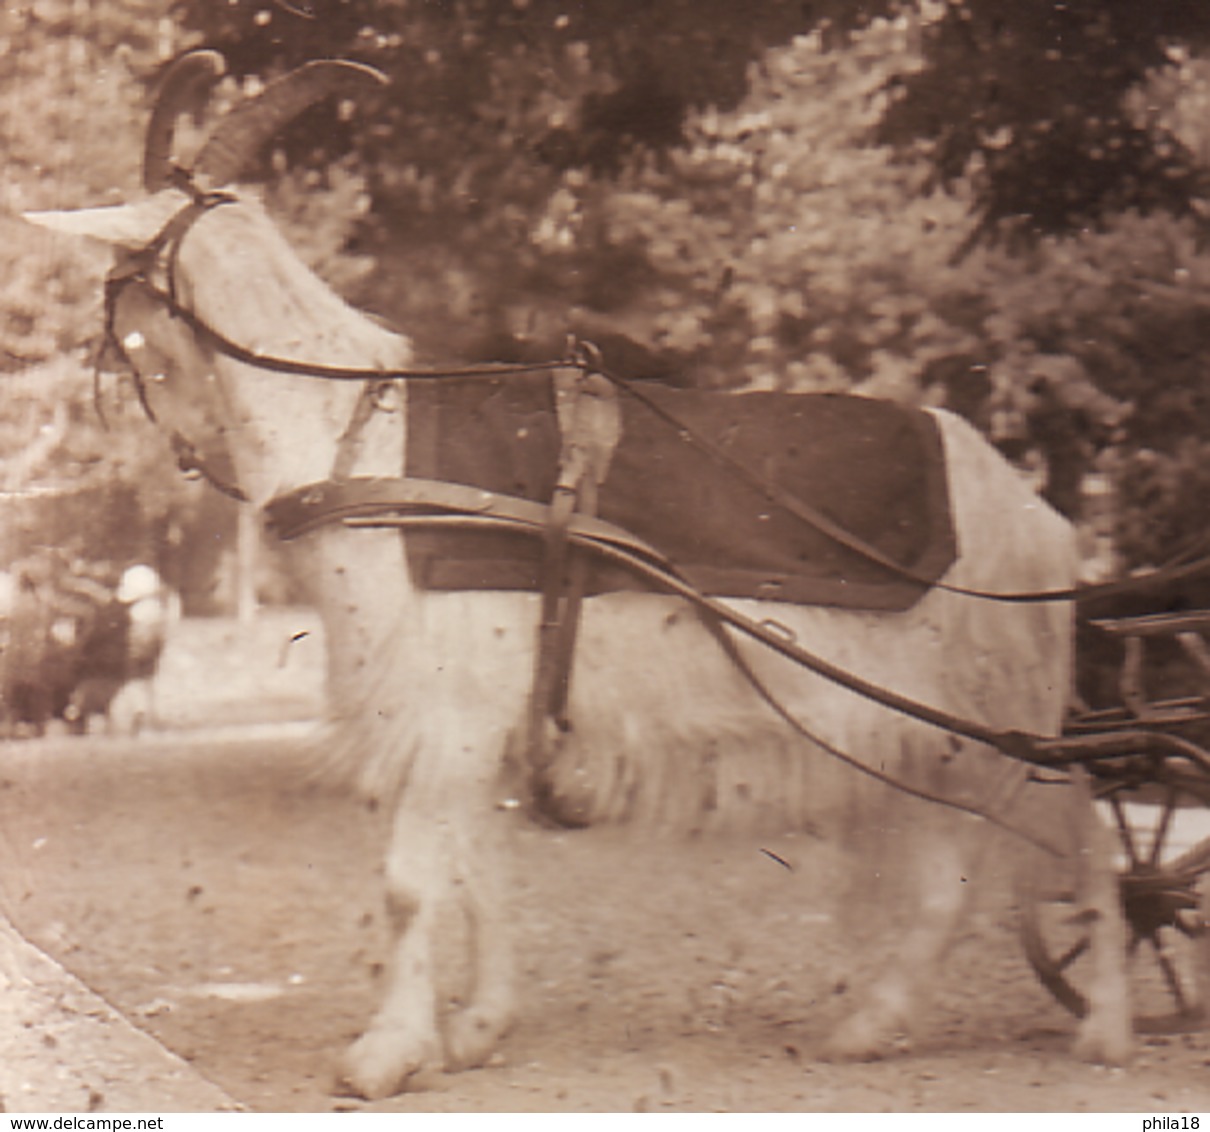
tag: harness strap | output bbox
[548,370,622,723]
[331,380,397,482]
[529,486,578,765]
[264,475,669,563]
[115,273,577,383]
[263,474,1030,752]
[332,508,1210,773]
[528,367,622,775]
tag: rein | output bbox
[114,269,581,385]
[106,218,1210,608]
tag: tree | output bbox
[170,0,900,357]
[585,17,980,395]
[173,0,1210,240]
[882,1,1210,235]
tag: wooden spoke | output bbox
[1153,938,1192,1016]
[1022,782,1210,1035]
[1056,935,1091,972]
[1148,785,1179,869]
[1108,794,1141,870]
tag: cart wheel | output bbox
[1021,785,1210,1034]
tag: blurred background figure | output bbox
[0,554,175,739]
[66,563,176,736]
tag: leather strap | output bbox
[263,473,665,563]
[528,368,622,771]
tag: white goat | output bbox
[26,52,1129,1099]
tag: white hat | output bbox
[118,564,161,603]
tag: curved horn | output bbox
[143,49,226,192]
[193,60,387,189]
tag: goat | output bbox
[25,51,1129,1099]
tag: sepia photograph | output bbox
[3,0,1210,1116]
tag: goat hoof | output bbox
[335,1029,442,1100]
[443,1005,513,1072]
[821,1015,910,1063]
[1073,1021,1131,1067]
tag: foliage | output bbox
[173,0,1210,241]
[170,0,907,357]
[0,4,146,373]
[975,212,1210,556]
[882,1,1210,234]
[174,0,866,176]
[590,17,980,395]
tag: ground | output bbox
[1,613,1210,1113]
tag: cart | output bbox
[1021,607,1210,1034]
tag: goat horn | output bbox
[143,49,226,192]
[193,60,387,188]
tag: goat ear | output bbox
[23,191,189,247]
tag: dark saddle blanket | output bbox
[405,378,956,611]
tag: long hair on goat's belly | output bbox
[299,583,954,837]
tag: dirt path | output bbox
[2,731,1209,1113]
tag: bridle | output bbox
[100,185,598,504]
[101,185,252,501]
